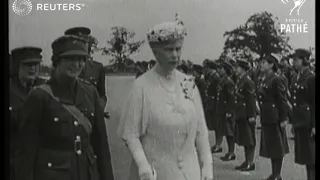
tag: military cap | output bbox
[193,64,203,74]
[265,53,280,64]
[203,59,210,66]
[64,26,91,37]
[149,59,156,65]
[51,35,89,57]
[221,60,233,71]
[178,63,189,74]
[206,60,219,69]
[11,46,42,63]
[236,59,250,70]
[147,14,187,47]
[290,48,311,60]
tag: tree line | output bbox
[39,11,315,76]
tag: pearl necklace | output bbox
[157,72,186,114]
[158,72,176,93]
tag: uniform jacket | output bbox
[195,77,207,103]
[234,74,256,120]
[205,72,221,111]
[257,72,288,125]
[19,77,114,180]
[289,68,315,128]
[79,60,107,102]
[10,77,46,153]
[215,75,235,116]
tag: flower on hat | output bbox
[147,14,187,44]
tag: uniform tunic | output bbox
[79,60,107,106]
[289,68,315,165]
[205,72,221,131]
[9,77,46,180]
[257,72,289,158]
[234,74,256,147]
[19,78,114,180]
[195,77,207,105]
[118,68,213,180]
[214,76,235,137]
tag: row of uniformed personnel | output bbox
[9,27,114,180]
[191,49,315,180]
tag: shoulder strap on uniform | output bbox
[38,84,92,135]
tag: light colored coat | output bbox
[118,68,213,180]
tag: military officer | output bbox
[193,64,207,103]
[19,35,114,180]
[289,49,315,180]
[233,59,257,171]
[204,60,224,153]
[212,60,236,161]
[278,58,293,121]
[258,54,289,180]
[64,27,108,115]
[9,46,47,180]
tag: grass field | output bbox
[105,76,307,180]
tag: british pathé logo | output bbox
[12,0,33,16]
[281,0,307,16]
[280,0,309,34]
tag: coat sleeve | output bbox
[244,79,256,118]
[307,75,315,128]
[91,87,115,180]
[18,88,44,180]
[117,80,150,169]
[97,64,107,98]
[273,76,288,123]
[194,86,213,175]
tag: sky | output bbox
[9,0,315,66]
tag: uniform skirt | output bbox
[294,127,315,165]
[204,100,216,131]
[234,118,256,147]
[260,123,289,158]
[215,115,235,137]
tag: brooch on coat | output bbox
[181,77,196,99]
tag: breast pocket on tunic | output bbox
[78,107,95,138]
[35,149,72,180]
[43,104,73,139]
[260,102,278,124]
[293,104,311,125]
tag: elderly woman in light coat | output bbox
[117,16,214,180]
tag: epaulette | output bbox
[90,60,103,66]
[78,78,92,85]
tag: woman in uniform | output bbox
[258,54,289,180]
[204,60,222,153]
[289,49,315,180]
[233,59,257,172]
[19,35,114,180]
[9,47,46,180]
[211,60,236,161]
[117,16,213,180]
